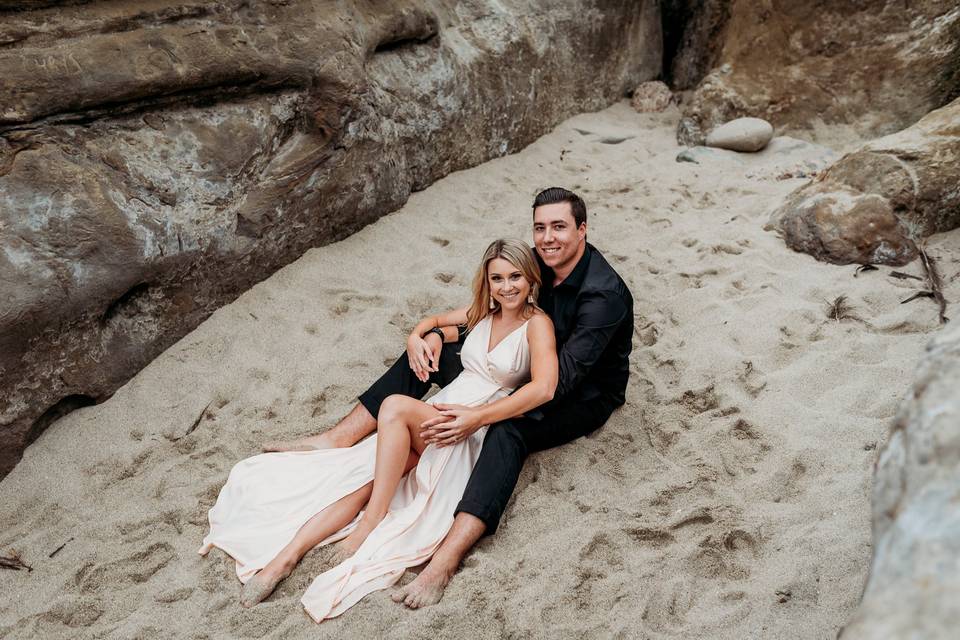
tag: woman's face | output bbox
[487,257,531,312]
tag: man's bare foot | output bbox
[239,564,292,607]
[390,563,452,609]
[261,432,338,453]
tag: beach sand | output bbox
[2,102,958,639]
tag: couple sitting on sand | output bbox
[199,187,634,621]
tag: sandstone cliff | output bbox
[0,0,661,477]
[672,1,960,145]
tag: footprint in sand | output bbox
[579,532,625,567]
[717,419,771,477]
[304,386,341,418]
[73,542,174,595]
[36,596,106,629]
[90,449,155,486]
[341,292,385,305]
[641,577,697,631]
[678,385,721,415]
[737,360,767,397]
[624,526,675,548]
[669,506,715,530]
[634,319,659,347]
[710,243,744,256]
[688,529,759,580]
[117,510,184,544]
[155,587,194,604]
[765,457,808,503]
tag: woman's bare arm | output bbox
[410,306,469,342]
[422,312,558,445]
[407,305,470,381]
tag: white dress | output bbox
[198,314,531,621]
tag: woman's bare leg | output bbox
[333,395,438,559]
[240,450,419,607]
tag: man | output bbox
[265,186,633,608]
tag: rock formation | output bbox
[0,0,662,477]
[839,319,960,638]
[660,0,731,91]
[630,81,673,113]
[672,1,960,145]
[704,117,772,152]
[767,97,960,266]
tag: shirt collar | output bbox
[538,243,592,291]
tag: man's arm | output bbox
[551,289,628,402]
[421,313,558,445]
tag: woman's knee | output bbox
[378,394,412,426]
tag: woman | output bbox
[199,238,557,621]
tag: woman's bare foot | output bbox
[239,563,293,608]
[330,518,379,564]
[390,564,452,609]
[261,432,338,453]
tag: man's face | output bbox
[532,202,586,272]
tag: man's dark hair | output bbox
[532,187,587,228]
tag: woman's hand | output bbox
[406,332,442,382]
[420,403,484,446]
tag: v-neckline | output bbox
[485,315,528,354]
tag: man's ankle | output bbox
[425,552,459,579]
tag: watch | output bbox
[424,327,445,342]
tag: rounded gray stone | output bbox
[705,117,774,152]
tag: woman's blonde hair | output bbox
[465,238,542,330]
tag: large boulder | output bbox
[673,1,960,145]
[839,319,960,638]
[0,0,662,478]
[766,97,960,265]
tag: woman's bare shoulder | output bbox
[527,310,555,335]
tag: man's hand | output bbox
[407,332,443,382]
[420,403,484,446]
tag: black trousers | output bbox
[358,339,617,534]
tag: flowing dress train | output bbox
[199,314,531,621]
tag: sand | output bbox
[2,102,958,639]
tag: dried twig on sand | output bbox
[889,270,923,281]
[854,264,878,277]
[901,291,935,304]
[825,295,860,322]
[916,243,949,323]
[0,550,32,572]
[48,537,74,559]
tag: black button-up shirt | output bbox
[536,243,633,410]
